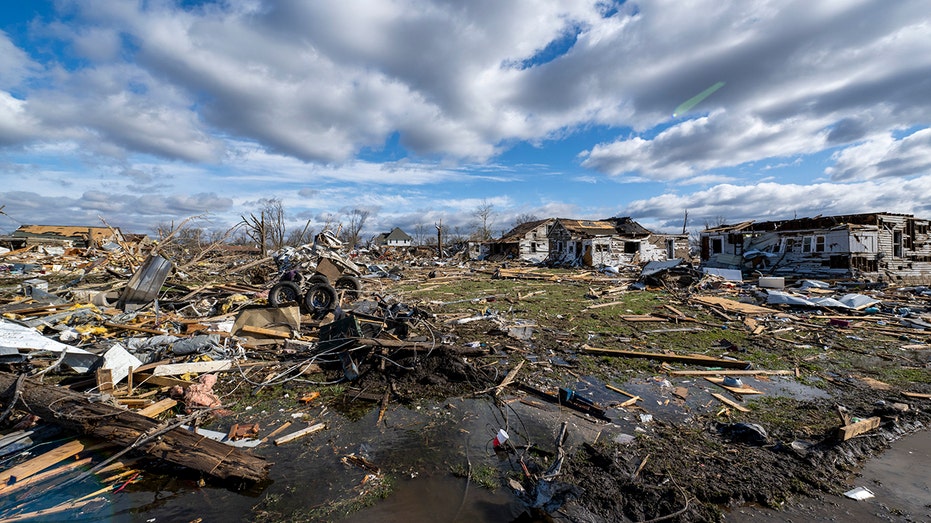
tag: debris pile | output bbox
[1,231,930,521]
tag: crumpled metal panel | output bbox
[119,254,172,312]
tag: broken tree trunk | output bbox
[0,371,269,482]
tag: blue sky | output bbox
[1,0,930,242]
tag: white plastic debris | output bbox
[843,486,874,500]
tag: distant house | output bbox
[469,218,555,263]
[699,212,931,283]
[1,225,124,250]
[547,217,689,267]
[372,227,413,248]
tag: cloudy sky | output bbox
[1,0,929,242]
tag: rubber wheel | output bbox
[304,283,338,313]
[308,273,330,286]
[334,275,363,301]
[269,281,302,307]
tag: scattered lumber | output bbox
[0,439,107,491]
[0,371,269,482]
[583,344,751,369]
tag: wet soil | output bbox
[4,268,931,522]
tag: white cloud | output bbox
[826,128,931,181]
[621,176,931,230]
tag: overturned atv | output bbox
[268,271,363,317]
[267,232,365,317]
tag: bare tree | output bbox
[703,215,729,230]
[513,213,539,227]
[413,223,427,246]
[285,220,314,246]
[241,198,286,256]
[472,199,495,241]
[340,208,372,248]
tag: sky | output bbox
[1,0,930,243]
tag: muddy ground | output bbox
[3,262,931,522]
[216,266,931,522]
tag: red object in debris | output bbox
[829,319,850,328]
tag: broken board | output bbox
[705,377,764,395]
[836,416,881,441]
[691,296,776,315]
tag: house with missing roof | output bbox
[0,225,125,250]
[699,212,931,283]
[547,217,690,267]
[468,218,555,263]
[372,227,414,248]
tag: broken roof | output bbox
[554,217,653,238]
[703,212,923,234]
[13,225,123,244]
[497,218,554,243]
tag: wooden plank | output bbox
[605,384,639,399]
[836,416,881,441]
[240,325,293,338]
[854,375,892,390]
[261,421,293,443]
[0,456,93,497]
[96,368,113,393]
[902,391,931,399]
[584,345,751,369]
[274,422,326,446]
[605,384,642,406]
[711,392,750,413]
[705,377,764,395]
[691,296,776,315]
[151,360,233,376]
[136,398,178,418]
[620,315,668,322]
[666,370,794,376]
[132,373,194,389]
[585,300,627,310]
[0,439,106,490]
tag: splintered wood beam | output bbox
[0,371,269,482]
[583,345,751,369]
[836,416,881,441]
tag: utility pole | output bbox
[435,220,443,258]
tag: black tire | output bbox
[334,275,363,301]
[269,281,302,307]
[308,273,330,286]
[304,283,338,313]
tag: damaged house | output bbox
[699,212,931,283]
[0,224,125,251]
[469,218,555,263]
[547,217,690,267]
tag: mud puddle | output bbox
[24,396,602,522]
[726,427,931,522]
